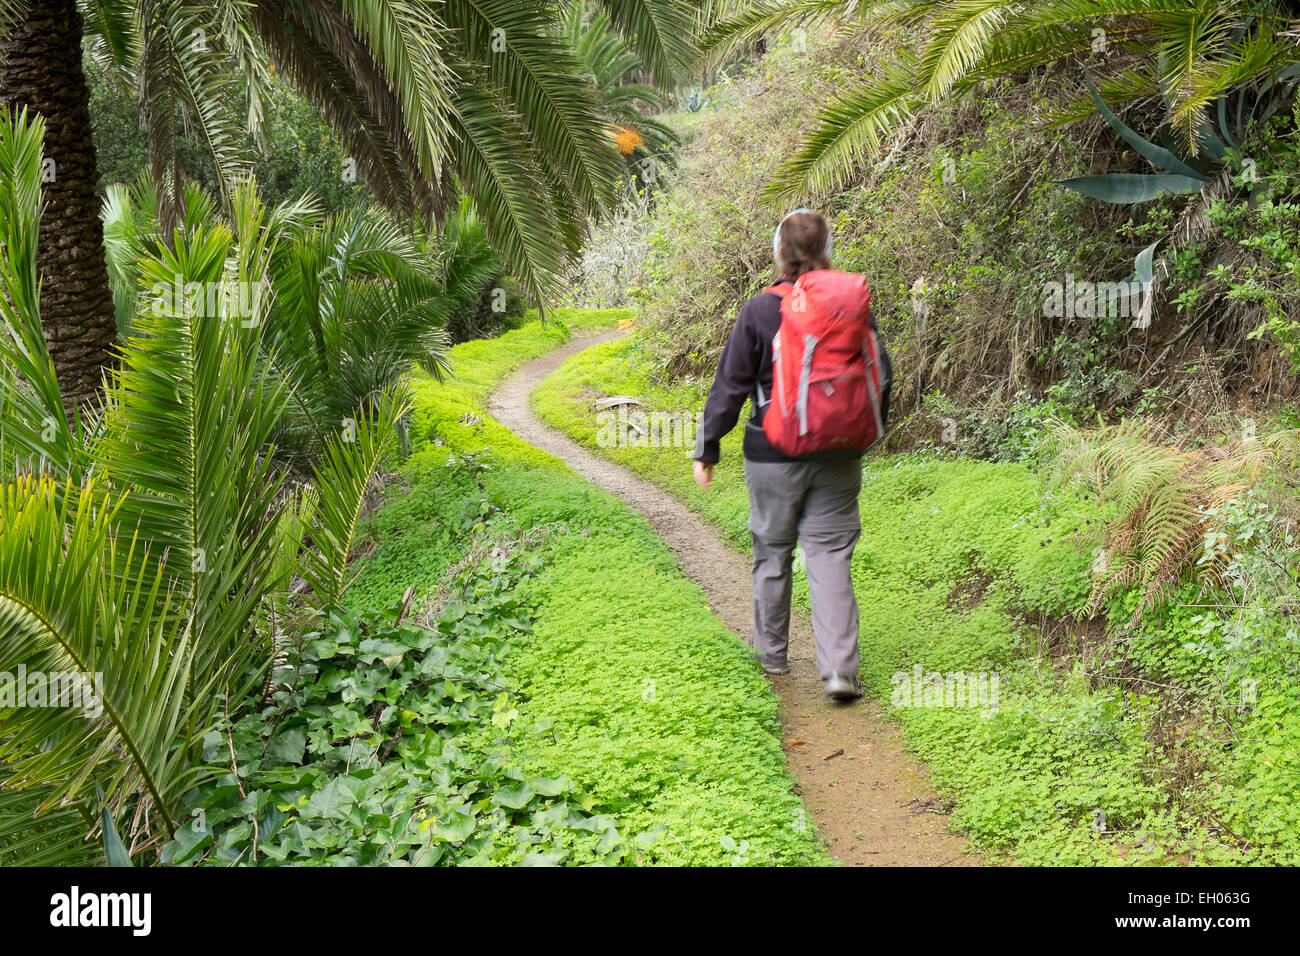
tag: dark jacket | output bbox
[693,279,891,465]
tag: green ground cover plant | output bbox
[534,333,1300,864]
[164,536,643,866]
[181,310,827,866]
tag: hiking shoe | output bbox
[824,673,863,700]
[763,663,790,675]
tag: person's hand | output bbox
[693,460,713,488]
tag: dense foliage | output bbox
[3,0,1298,871]
[590,24,1300,450]
[165,543,647,866]
[70,0,700,302]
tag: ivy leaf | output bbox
[423,808,478,843]
[265,727,307,765]
[528,776,569,797]
[520,850,568,866]
[359,638,407,663]
[160,822,214,865]
[492,783,535,809]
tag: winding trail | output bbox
[490,330,979,866]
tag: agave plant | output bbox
[0,108,404,863]
[701,0,1300,203]
[1053,68,1296,205]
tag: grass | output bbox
[530,334,752,549]
[346,309,829,865]
[530,332,1298,865]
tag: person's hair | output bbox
[775,211,831,278]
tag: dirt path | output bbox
[490,330,980,866]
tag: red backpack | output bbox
[758,270,888,457]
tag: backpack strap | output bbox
[755,282,793,410]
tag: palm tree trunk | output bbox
[1,0,116,411]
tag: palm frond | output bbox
[296,388,407,607]
[917,0,1013,98]
[569,4,643,87]
[699,0,931,62]
[764,55,920,204]
[1169,29,1287,146]
[595,0,699,82]
[444,0,623,217]
[0,789,97,865]
[80,0,136,67]
[1043,69,1162,127]
[160,4,250,212]
[258,202,466,471]
[206,0,273,136]
[94,222,288,702]
[1049,420,1277,621]
[758,0,1300,200]
[0,476,194,851]
[447,82,573,304]
[335,0,456,182]
[245,0,426,213]
[0,107,83,479]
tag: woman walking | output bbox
[692,209,889,700]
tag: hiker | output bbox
[692,209,891,701]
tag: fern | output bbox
[1049,420,1281,622]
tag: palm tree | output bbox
[259,203,493,470]
[702,0,1300,202]
[0,112,408,862]
[0,0,116,411]
[567,2,682,190]
[3,0,702,407]
[98,176,494,474]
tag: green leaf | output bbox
[520,850,567,866]
[492,783,535,810]
[99,787,133,868]
[1056,173,1206,204]
[424,808,477,843]
[296,387,409,608]
[265,727,308,766]
[1083,72,1208,182]
[159,820,214,865]
[528,776,569,797]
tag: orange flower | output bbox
[608,125,644,155]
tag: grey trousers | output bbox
[744,457,862,681]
